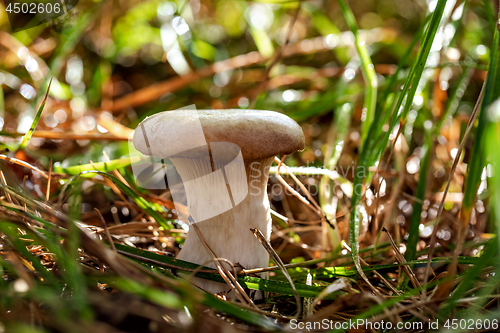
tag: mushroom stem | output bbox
[174,156,274,296]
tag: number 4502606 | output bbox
[6,2,61,14]
[444,319,499,330]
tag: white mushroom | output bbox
[133,109,304,296]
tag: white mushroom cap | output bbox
[133,109,305,161]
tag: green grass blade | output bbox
[378,14,431,114]
[401,64,475,290]
[114,244,339,299]
[65,182,92,318]
[350,15,432,185]
[54,157,141,175]
[348,0,448,275]
[373,0,448,158]
[336,0,377,143]
[0,84,4,129]
[19,78,52,150]
[49,10,103,78]
[105,257,278,328]
[482,0,496,29]
[201,294,278,330]
[487,99,500,260]
[28,7,103,112]
[435,63,475,130]
[320,79,353,252]
[0,222,59,287]
[441,239,497,315]
[462,27,500,216]
[112,278,184,310]
[329,279,440,333]
[404,129,432,264]
[306,256,480,281]
[406,65,475,264]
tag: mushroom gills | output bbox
[176,157,274,297]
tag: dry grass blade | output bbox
[423,82,485,291]
[251,227,302,319]
[97,114,134,139]
[0,169,13,204]
[4,251,36,287]
[359,255,401,296]
[342,242,383,298]
[95,208,116,253]
[311,278,349,310]
[46,160,52,201]
[188,216,257,308]
[382,228,422,297]
[274,156,334,230]
[0,154,50,178]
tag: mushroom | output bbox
[133,109,304,296]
